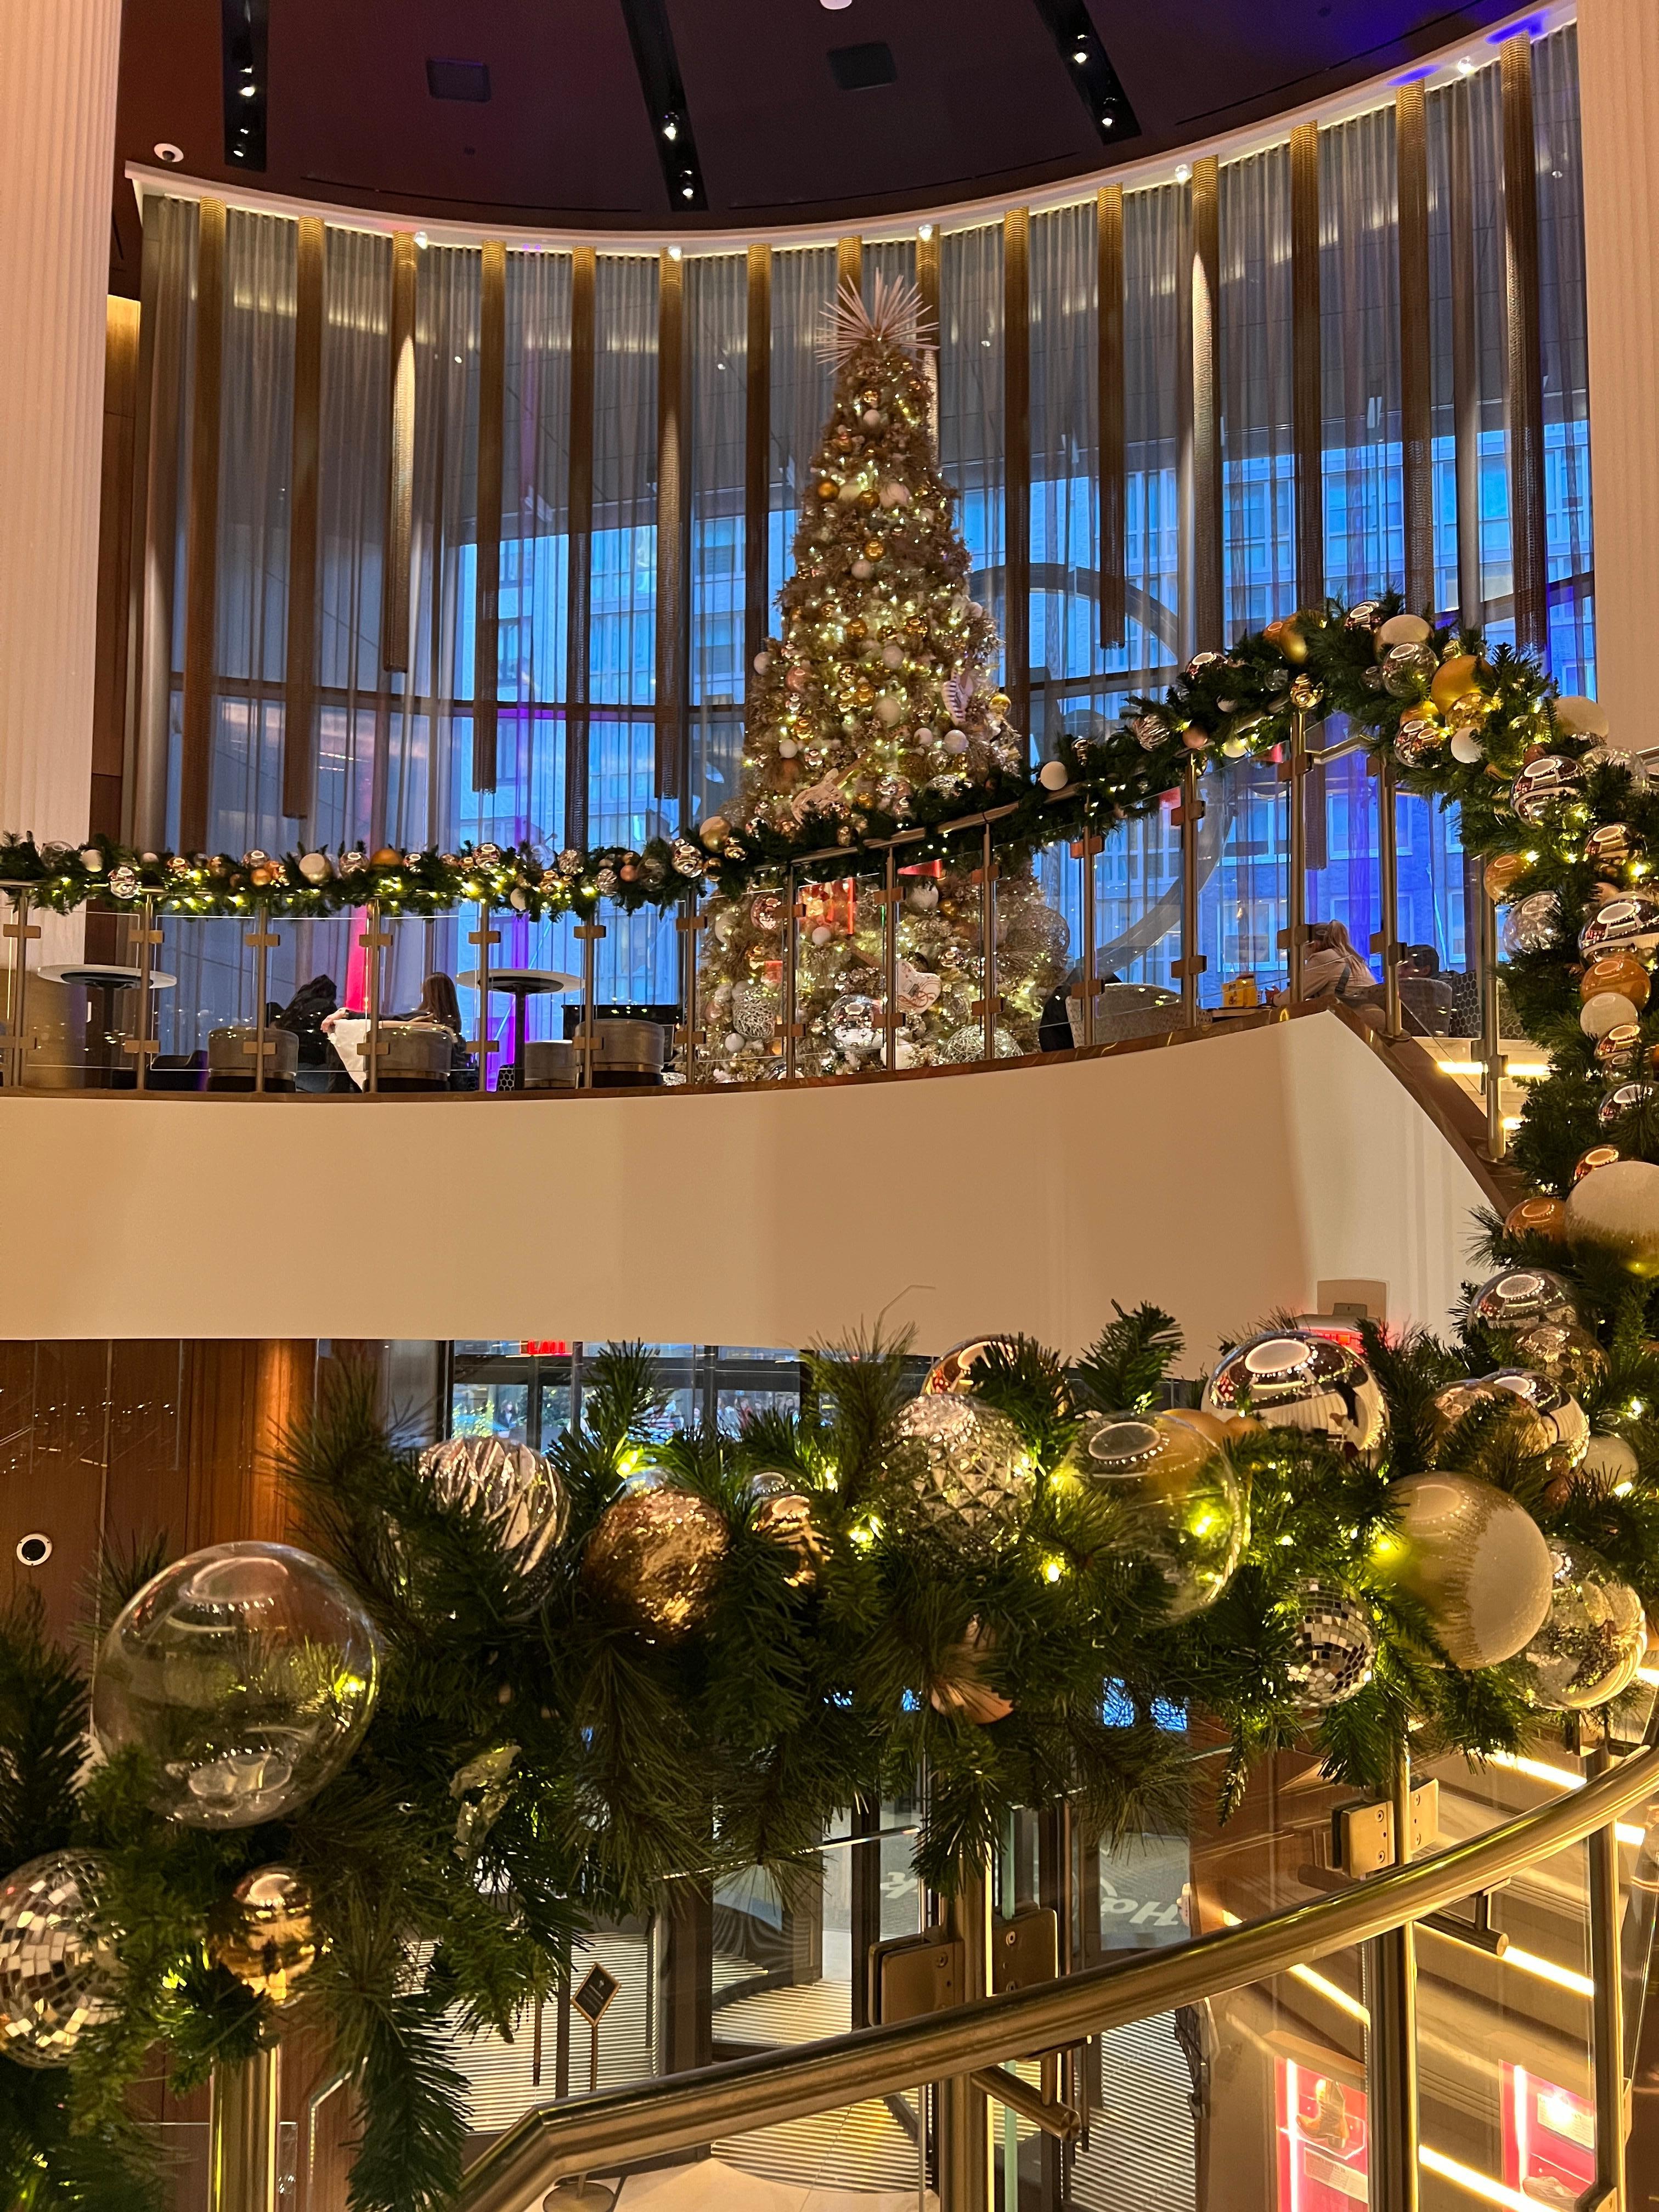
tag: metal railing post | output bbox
[1588,1743,1628,2211]
[360,899,389,1096]
[936,1858,992,2212]
[1,890,39,1087]
[468,898,500,1093]
[1070,820,1103,1048]
[1174,762,1206,1026]
[1373,752,1404,1039]
[210,2045,281,2212]
[1363,1746,1420,2212]
[784,868,800,1082]
[574,918,605,1090]
[675,889,708,1085]
[975,825,1000,1061]
[244,908,280,1095]
[123,894,162,1091]
[1480,892,1507,1162]
[1281,708,1308,1005]
[883,847,899,1073]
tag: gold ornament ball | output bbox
[857,489,879,511]
[1483,853,1530,903]
[583,1471,730,1638]
[929,1620,1013,1725]
[1566,1157,1659,1276]
[1520,1543,1648,1709]
[211,1866,317,2005]
[1582,950,1651,1009]
[749,1473,826,1588]
[1379,1474,1553,1669]
[1071,1413,1247,1620]
[1575,1143,1622,1183]
[370,845,402,867]
[989,691,1012,716]
[921,1335,1021,1396]
[862,537,884,560]
[1504,1194,1568,1243]
[817,479,838,501]
[1430,654,1482,712]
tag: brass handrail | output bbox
[460,1741,1659,2212]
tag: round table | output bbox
[37,963,177,1087]
[456,967,579,1087]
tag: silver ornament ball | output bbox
[417,1434,569,1613]
[1203,1330,1385,1455]
[885,1396,1037,1553]
[1280,1581,1378,1709]
[1521,1543,1648,1709]
[1072,1413,1246,1618]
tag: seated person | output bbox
[405,972,475,1080]
[1301,919,1379,1005]
[1398,945,1455,1035]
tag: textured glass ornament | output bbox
[749,1472,826,1588]
[92,1542,381,1829]
[1203,1331,1384,1455]
[936,1024,1019,1063]
[921,1335,1021,1396]
[731,981,780,1043]
[1379,1474,1553,1668]
[1281,1581,1377,1708]
[1579,894,1659,963]
[1072,1413,1246,1618]
[582,1470,730,1638]
[0,1850,120,2066]
[884,1397,1037,1553]
[416,1435,568,1615]
[1521,1544,1648,1709]
[1503,892,1561,956]
[210,1866,317,2005]
[1509,755,1585,823]
[1467,1266,1578,1334]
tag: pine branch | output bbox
[1070,1305,1183,1413]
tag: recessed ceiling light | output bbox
[239,83,257,97]
[1175,162,1192,183]
[821,0,853,10]
[663,118,678,140]
[414,230,430,249]
[668,245,682,260]
[154,141,184,165]
[917,222,933,240]
[1073,47,1087,63]
[1457,56,1477,74]
[681,184,695,198]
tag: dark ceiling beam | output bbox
[221,0,268,171]
[618,0,707,213]
[1026,0,1141,150]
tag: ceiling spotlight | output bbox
[668,244,682,259]
[917,222,933,240]
[1101,113,1115,128]
[662,117,678,140]
[1175,162,1192,183]
[154,141,184,165]
[821,0,854,10]
[239,82,257,97]
[414,229,430,249]
[681,184,694,198]
[1457,55,1477,74]
[1073,46,1087,63]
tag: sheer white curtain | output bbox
[937,224,1005,672]
[1123,184,1185,675]
[1534,23,1593,693]
[768,245,834,624]
[1029,198,1098,751]
[688,251,745,825]
[129,193,195,852]
[1219,147,1295,631]
[1319,105,1402,602]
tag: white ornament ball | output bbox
[1378,612,1434,646]
[1451,731,1485,765]
[1555,693,1611,739]
[861,408,883,430]
[1583,1434,1640,1492]
[907,881,939,913]
[1566,1157,1659,1275]
[944,729,970,755]
[778,738,799,759]
[1038,760,1069,791]
[811,924,833,947]
[1380,1474,1553,1669]
[753,651,771,675]
[851,560,874,579]
[915,726,936,746]
[881,641,905,669]
[724,1032,743,1054]
[836,480,862,506]
[1582,991,1643,1039]
[874,695,905,727]
[78,846,105,873]
[298,851,332,884]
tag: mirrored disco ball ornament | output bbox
[827,993,882,1053]
[1503,892,1561,957]
[92,1542,381,1829]
[1509,754,1585,823]
[1281,1582,1376,1709]
[1520,1544,1648,1709]
[1203,1331,1384,1455]
[885,1397,1037,1553]
[1073,1414,1246,1619]
[210,1865,317,2005]
[1379,1474,1553,1669]
[1468,1266,1578,1334]
[582,1470,729,1638]
[749,1472,826,1588]
[0,1850,120,2066]
[417,1435,568,1615]
[921,1335,1022,1396]
[1579,894,1659,963]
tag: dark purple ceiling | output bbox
[111,0,1520,287]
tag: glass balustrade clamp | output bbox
[457,1742,1659,2212]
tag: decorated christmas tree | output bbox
[698,278,1066,1078]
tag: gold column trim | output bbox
[836,233,863,298]
[744,242,772,675]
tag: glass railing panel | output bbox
[1197,750,1289,1011]
[1301,729,1385,1020]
